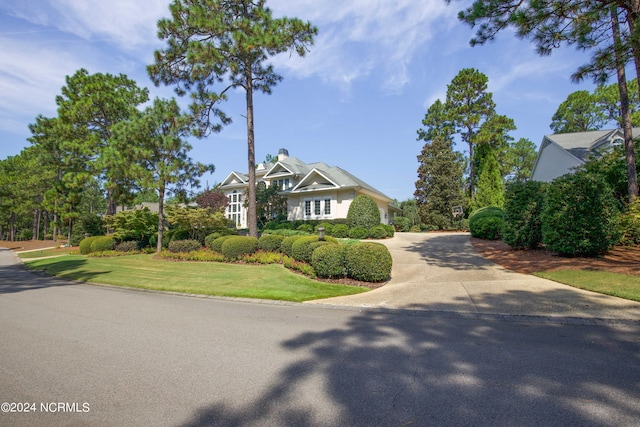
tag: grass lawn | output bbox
[18,247,77,259]
[534,270,640,302]
[24,254,367,302]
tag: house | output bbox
[220,149,398,228]
[530,128,638,182]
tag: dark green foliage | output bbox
[281,235,305,257]
[469,206,504,240]
[221,236,259,260]
[472,151,505,210]
[90,236,116,252]
[168,239,202,253]
[116,241,140,252]
[470,217,503,240]
[103,208,158,245]
[167,229,191,243]
[542,171,620,256]
[348,226,369,239]
[332,224,349,238]
[393,216,411,232]
[211,235,235,253]
[204,229,238,248]
[297,224,314,233]
[258,234,285,252]
[79,236,103,255]
[291,236,337,263]
[347,195,381,229]
[368,225,388,239]
[316,222,334,236]
[312,244,346,278]
[345,242,392,282]
[383,224,395,237]
[503,181,547,249]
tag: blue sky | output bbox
[0,0,602,202]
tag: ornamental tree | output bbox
[148,0,317,237]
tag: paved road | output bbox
[311,232,640,320]
[1,248,640,426]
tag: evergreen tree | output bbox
[415,100,466,229]
[550,90,608,133]
[472,151,505,210]
[506,138,537,182]
[148,0,317,237]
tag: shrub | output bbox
[221,236,259,260]
[368,225,388,239]
[312,244,346,278]
[503,181,547,249]
[348,226,369,239]
[168,239,202,253]
[393,216,411,232]
[347,194,381,229]
[211,235,235,253]
[469,206,504,240]
[79,236,103,255]
[332,224,349,238]
[291,236,338,263]
[345,242,392,282]
[262,229,310,237]
[281,235,305,257]
[296,224,314,233]
[383,224,395,238]
[617,199,640,245]
[316,222,334,236]
[205,228,239,248]
[258,234,285,252]
[167,228,191,244]
[542,171,620,256]
[115,241,140,252]
[90,236,116,252]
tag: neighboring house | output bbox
[220,149,398,228]
[530,128,638,182]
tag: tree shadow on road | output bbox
[0,259,107,294]
[179,304,640,426]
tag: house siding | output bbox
[531,141,583,182]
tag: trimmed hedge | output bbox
[291,236,337,263]
[79,236,103,255]
[469,206,504,240]
[258,234,285,252]
[281,235,305,257]
[347,194,381,229]
[542,171,619,256]
[312,244,346,278]
[332,224,349,238]
[348,226,369,239]
[383,224,394,238]
[211,235,235,253]
[345,242,392,282]
[168,239,202,253]
[503,181,547,249]
[90,236,116,252]
[368,225,388,239]
[221,236,259,260]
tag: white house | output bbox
[220,149,398,228]
[530,128,638,182]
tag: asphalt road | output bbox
[1,250,640,426]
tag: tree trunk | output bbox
[43,210,49,239]
[157,185,165,253]
[245,67,258,237]
[613,6,639,201]
[106,187,117,216]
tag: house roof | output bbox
[222,155,393,202]
[543,129,620,161]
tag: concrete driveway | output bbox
[309,232,640,320]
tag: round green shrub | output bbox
[90,236,116,252]
[281,235,304,257]
[368,225,388,239]
[393,217,411,232]
[332,224,349,238]
[312,244,346,278]
[383,224,395,237]
[470,217,503,240]
[258,234,285,252]
[469,206,504,240]
[168,239,202,253]
[503,181,547,249]
[211,235,235,253]
[296,224,313,233]
[617,199,640,245]
[345,242,392,282]
[316,222,334,236]
[204,233,220,249]
[542,171,620,256]
[291,236,337,263]
[221,236,259,260]
[115,241,140,252]
[348,226,369,239]
[79,236,103,255]
[347,194,381,229]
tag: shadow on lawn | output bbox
[178,303,640,426]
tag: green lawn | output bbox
[534,270,640,302]
[18,247,76,259]
[24,254,367,302]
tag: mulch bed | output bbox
[470,237,640,277]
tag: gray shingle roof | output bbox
[545,128,639,161]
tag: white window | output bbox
[305,200,311,216]
[324,199,331,215]
[314,200,321,215]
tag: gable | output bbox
[221,171,248,187]
[531,139,584,182]
[292,169,339,192]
